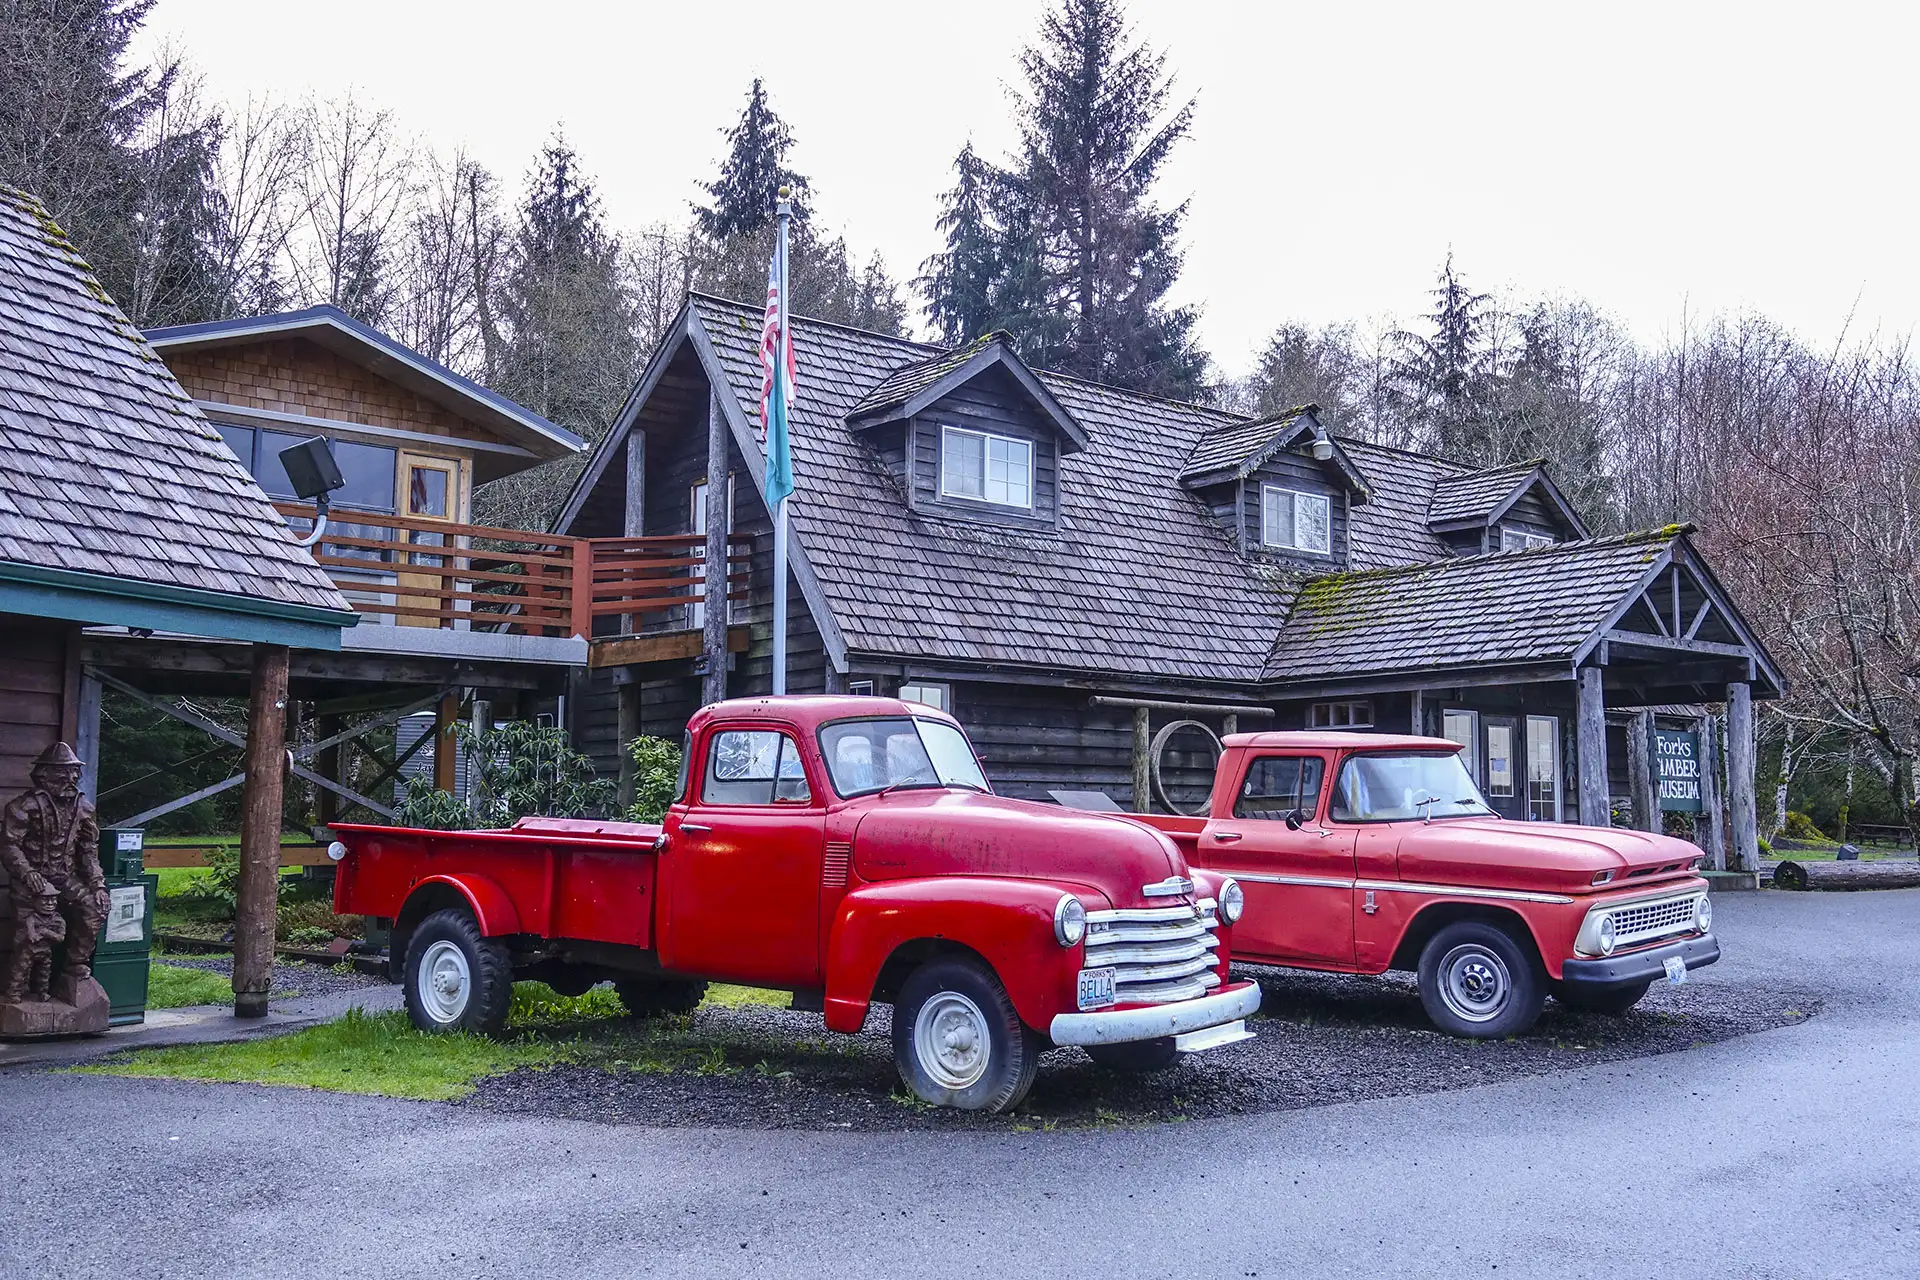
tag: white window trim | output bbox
[1261,484,1333,555]
[1500,526,1555,552]
[898,681,951,712]
[1310,699,1373,729]
[939,425,1035,510]
[1525,714,1563,822]
[1442,707,1480,784]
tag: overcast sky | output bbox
[139,0,1918,375]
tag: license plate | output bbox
[1076,966,1117,1011]
[1663,956,1687,986]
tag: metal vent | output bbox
[822,841,852,888]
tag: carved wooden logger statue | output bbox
[0,742,109,1037]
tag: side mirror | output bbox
[1285,808,1306,831]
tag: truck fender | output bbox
[1388,898,1564,978]
[401,873,524,939]
[822,876,1095,1035]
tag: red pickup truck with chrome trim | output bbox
[329,696,1259,1112]
[1132,731,1719,1038]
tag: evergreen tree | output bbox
[1393,252,1496,454]
[1248,322,1362,426]
[985,0,1210,399]
[694,79,810,240]
[918,142,1003,344]
[693,220,908,336]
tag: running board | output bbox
[1173,1020,1255,1054]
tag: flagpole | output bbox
[771,187,792,696]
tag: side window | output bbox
[1234,755,1326,820]
[673,731,691,802]
[701,730,812,805]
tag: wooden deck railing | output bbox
[277,503,753,640]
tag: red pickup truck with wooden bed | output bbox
[1132,731,1720,1037]
[328,696,1259,1112]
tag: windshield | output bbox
[819,717,991,798]
[1331,752,1493,822]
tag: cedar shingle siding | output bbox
[0,187,348,614]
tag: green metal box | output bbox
[94,827,154,1025]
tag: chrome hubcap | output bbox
[418,940,471,1025]
[913,991,992,1090]
[1439,944,1511,1023]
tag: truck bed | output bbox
[331,816,663,946]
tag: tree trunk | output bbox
[1773,859,1920,891]
[233,644,290,1019]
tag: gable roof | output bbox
[144,304,583,457]
[843,330,1089,451]
[1426,459,1590,536]
[1179,406,1369,495]
[0,187,354,644]
[1265,528,1684,682]
[1336,438,1469,569]
[658,294,1290,685]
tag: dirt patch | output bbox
[455,964,1819,1132]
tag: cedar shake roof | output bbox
[1264,529,1681,682]
[690,294,1288,684]
[0,187,351,616]
[843,329,1089,450]
[843,334,998,420]
[1337,438,1468,569]
[1426,459,1545,526]
[1179,406,1369,496]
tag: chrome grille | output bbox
[1613,894,1700,948]
[1082,899,1223,1004]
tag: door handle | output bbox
[679,823,712,834]
[1211,831,1243,843]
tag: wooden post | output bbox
[1575,667,1610,827]
[1409,688,1424,736]
[615,680,640,808]
[701,388,729,707]
[568,537,594,640]
[1728,682,1760,871]
[1627,710,1657,832]
[622,431,646,634]
[234,644,290,1019]
[434,690,459,795]
[1221,713,1238,738]
[74,668,102,805]
[314,713,342,828]
[1698,713,1728,870]
[1131,706,1152,814]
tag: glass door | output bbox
[397,454,458,629]
[1526,715,1563,822]
[1481,715,1523,820]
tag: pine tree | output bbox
[919,142,1003,345]
[990,0,1210,399]
[694,79,810,240]
[1393,253,1496,454]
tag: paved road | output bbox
[4,889,1916,1280]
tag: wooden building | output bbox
[556,294,1782,870]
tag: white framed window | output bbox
[1500,527,1555,552]
[940,426,1033,509]
[1485,720,1517,798]
[1262,485,1332,555]
[846,680,876,697]
[689,475,735,630]
[1442,708,1479,784]
[1310,699,1372,729]
[1526,715,1562,822]
[898,681,951,712]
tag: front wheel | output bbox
[892,957,1042,1112]
[402,908,514,1035]
[1084,1037,1181,1073]
[1416,920,1545,1039]
[1556,979,1652,1016]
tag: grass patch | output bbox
[146,963,233,1009]
[705,983,790,1010]
[77,1008,562,1101]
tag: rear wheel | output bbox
[614,978,708,1017]
[402,908,513,1036]
[1556,980,1652,1016]
[1416,920,1545,1039]
[1084,1037,1181,1073]
[892,957,1041,1112]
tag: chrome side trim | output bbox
[1085,904,1205,924]
[1049,982,1262,1047]
[1352,879,1576,906]
[1218,871,1355,889]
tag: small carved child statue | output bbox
[0,742,108,1030]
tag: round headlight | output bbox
[1694,894,1713,935]
[326,840,348,862]
[1595,913,1616,956]
[1054,894,1087,947]
[1218,877,1245,925]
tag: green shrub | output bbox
[625,735,683,823]
[390,720,616,830]
[184,843,242,909]
[393,775,472,830]
[1783,810,1825,841]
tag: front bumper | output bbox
[1559,934,1721,992]
[1048,980,1260,1050]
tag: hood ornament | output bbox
[1142,876,1194,898]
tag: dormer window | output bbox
[1262,484,1332,555]
[941,425,1033,509]
[1500,527,1555,552]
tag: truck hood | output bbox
[851,790,1186,908]
[1392,818,1704,896]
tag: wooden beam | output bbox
[1131,706,1152,815]
[75,667,102,805]
[145,842,333,869]
[616,682,640,808]
[1603,629,1752,659]
[1089,695,1274,717]
[234,644,289,1019]
[590,625,749,669]
[1575,666,1610,827]
[1728,682,1760,871]
[1627,709,1657,832]
[701,387,730,707]
[1697,713,1728,870]
[434,689,459,794]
